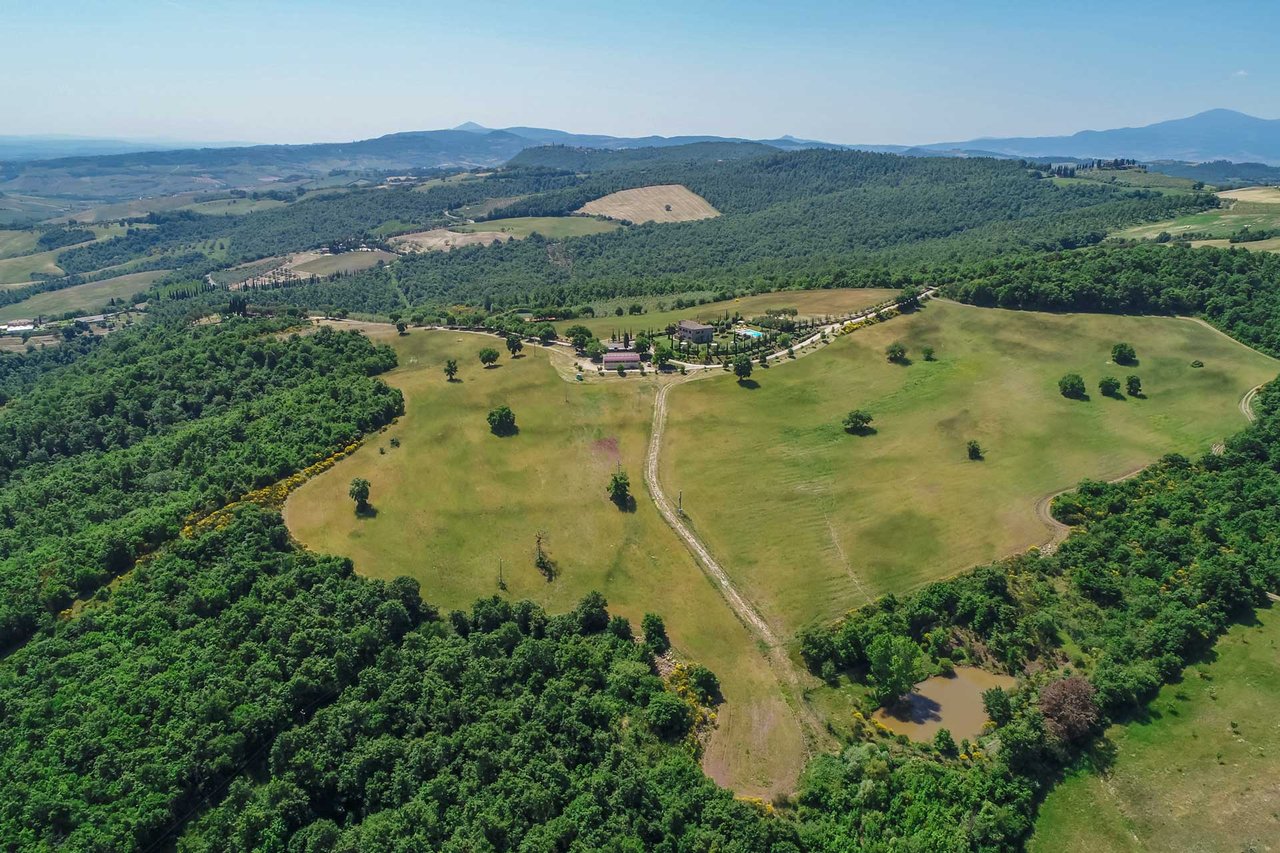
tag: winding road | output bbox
[641,288,938,753]
[1034,382,1267,554]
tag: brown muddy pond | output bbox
[873,666,1017,742]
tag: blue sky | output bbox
[5,0,1277,144]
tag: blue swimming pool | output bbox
[737,328,763,339]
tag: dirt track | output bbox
[1034,382,1266,554]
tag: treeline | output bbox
[795,383,1280,848]
[0,319,403,646]
[35,225,95,250]
[0,509,791,852]
[942,244,1280,355]
[300,171,1205,312]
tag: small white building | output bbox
[3,321,34,334]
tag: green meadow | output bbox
[660,300,1277,636]
[452,215,621,239]
[0,269,167,322]
[284,329,807,798]
[1032,605,1280,852]
[553,287,897,340]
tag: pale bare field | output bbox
[390,228,514,252]
[1217,186,1280,204]
[577,184,721,223]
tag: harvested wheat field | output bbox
[1217,186,1280,204]
[390,228,515,252]
[577,184,720,223]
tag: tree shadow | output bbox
[1102,391,1127,401]
[490,425,520,437]
[355,504,379,519]
[1064,392,1091,402]
[845,425,878,436]
[483,363,503,370]
[737,378,760,389]
[611,494,638,513]
[882,692,943,725]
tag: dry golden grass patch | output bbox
[1217,185,1280,204]
[390,228,515,253]
[578,184,721,223]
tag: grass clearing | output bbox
[660,300,1277,637]
[553,288,898,340]
[0,270,167,322]
[0,230,40,260]
[391,228,517,253]
[0,224,129,286]
[453,216,620,239]
[289,249,396,276]
[284,329,806,797]
[1031,605,1280,852]
[1217,185,1280,204]
[1116,192,1280,244]
[578,184,721,223]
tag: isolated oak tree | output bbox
[1058,373,1086,399]
[843,410,873,433]
[1111,342,1137,365]
[443,359,458,381]
[348,478,371,512]
[479,347,500,367]
[733,354,753,381]
[1099,375,1121,397]
[1126,374,1142,396]
[506,335,523,357]
[886,341,907,363]
[487,405,516,435]
[607,468,631,507]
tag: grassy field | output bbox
[1218,186,1280,204]
[177,196,287,215]
[289,249,396,276]
[1031,605,1280,852]
[284,329,807,797]
[660,300,1278,637]
[577,184,721,223]
[0,230,40,260]
[0,269,167,322]
[553,288,898,340]
[1116,192,1280,244]
[453,216,620,239]
[0,224,129,286]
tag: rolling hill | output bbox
[922,109,1280,165]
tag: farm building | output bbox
[675,319,714,344]
[603,352,642,369]
[3,321,34,334]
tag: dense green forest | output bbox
[1,509,790,851]
[13,148,1210,322]
[941,244,1280,354]
[0,319,402,646]
[242,152,1208,315]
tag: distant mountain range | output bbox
[2,110,1277,206]
[0,135,256,162]
[922,110,1280,165]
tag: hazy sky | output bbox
[6,0,1278,145]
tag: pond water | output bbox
[872,666,1017,742]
